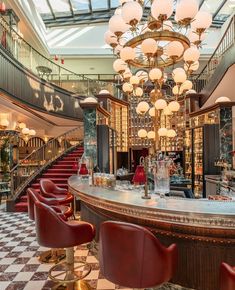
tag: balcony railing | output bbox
[0,16,119,97]
[194,15,235,93]
[10,126,83,200]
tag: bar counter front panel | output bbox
[68,176,235,290]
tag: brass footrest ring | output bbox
[49,260,91,283]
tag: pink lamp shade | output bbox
[79,163,88,175]
[0,2,6,13]
[132,165,146,184]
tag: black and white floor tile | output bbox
[0,211,193,290]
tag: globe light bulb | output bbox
[147,131,155,139]
[113,59,127,73]
[122,82,133,93]
[121,1,143,27]
[155,99,167,110]
[149,68,162,81]
[141,38,158,56]
[120,47,135,62]
[151,0,173,21]
[168,101,180,112]
[183,46,200,64]
[215,96,231,103]
[158,127,168,137]
[167,129,177,138]
[104,31,118,47]
[130,75,140,85]
[109,14,129,36]
[134,87,143,97]
[166,41,184,59]
[149,107,156,117]
[137,101,149,114]
[138,129,147,138]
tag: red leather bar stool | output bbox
[27,187,73,221]
[27,188,73,263]
[34,200,95,290]
[220,262,235,290]
[99,221,177,289]
[40,179,74,205]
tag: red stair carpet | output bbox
[14,147,83,212]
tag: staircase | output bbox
[14,146,84,212]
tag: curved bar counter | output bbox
[68,176,235,290]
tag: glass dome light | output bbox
[120,47,135,62]
[22,127,29,135]
[175,0,198,24]
[151,0,173,21]
[181,80,193,91]
[191,11,212,31]
[138,129,147,138]
[130,75,140,85]
[104,31,118,47]
[167,129,177,138]
[115,7,122,15]
[163,20,173,31]
[215,96,231,103]
[109,14,129,36]
[173,70,187,84]
[172,85,180,95]
[149,107,156,117]
[99,89,110,94]
[183,46,200,64]
[113,58,127,73]
[168,101,180,112]
[137,101,149,114]
[141,38,158,56]
[121,1,143,26]
[0,119,9,127]
[134,87,143,97]
[163,106,172,116]
[155,99,167,110]
[123,68,132,80]
[147,131,155,139]
[172,67,185,76]
[158,127,168,137]
[29,129,36,136]
[166,41,184,59]
[149,68,162,81]
[19,122,26,129]
[122,82,133,93]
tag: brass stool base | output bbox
[52,280,92,290]
[38,249,66,264]
[49,260,91,283]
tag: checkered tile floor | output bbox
[0,211,190,290]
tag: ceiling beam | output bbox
[67,0,74,17]
[213,0,227,20]
[107,0,111,10]
[46,0,56,20]
[199,0,205,9]
[88,0,93,14]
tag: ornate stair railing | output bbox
[0,16,119,97]
[192,15,235,94]
[10,126,83,201]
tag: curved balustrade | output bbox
[10,126,83,200]
[193,15,235,100]
[0,16,117,97]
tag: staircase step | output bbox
[47,169,78,173]
[51,165,74,169]
[56,160,76,164]
[32,183,68,189]
[62,157,79,161]
[41,173,74,178]
[20,195,28,202]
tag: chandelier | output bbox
[104,0,212,151]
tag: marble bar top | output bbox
[68,175,235,228]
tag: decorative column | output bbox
[220,107,233,166]
[80,98,98,166]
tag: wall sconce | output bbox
[29,129,36,136]
[19,122,26,129]
[0,118,9,130]
[44,136,48,143]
